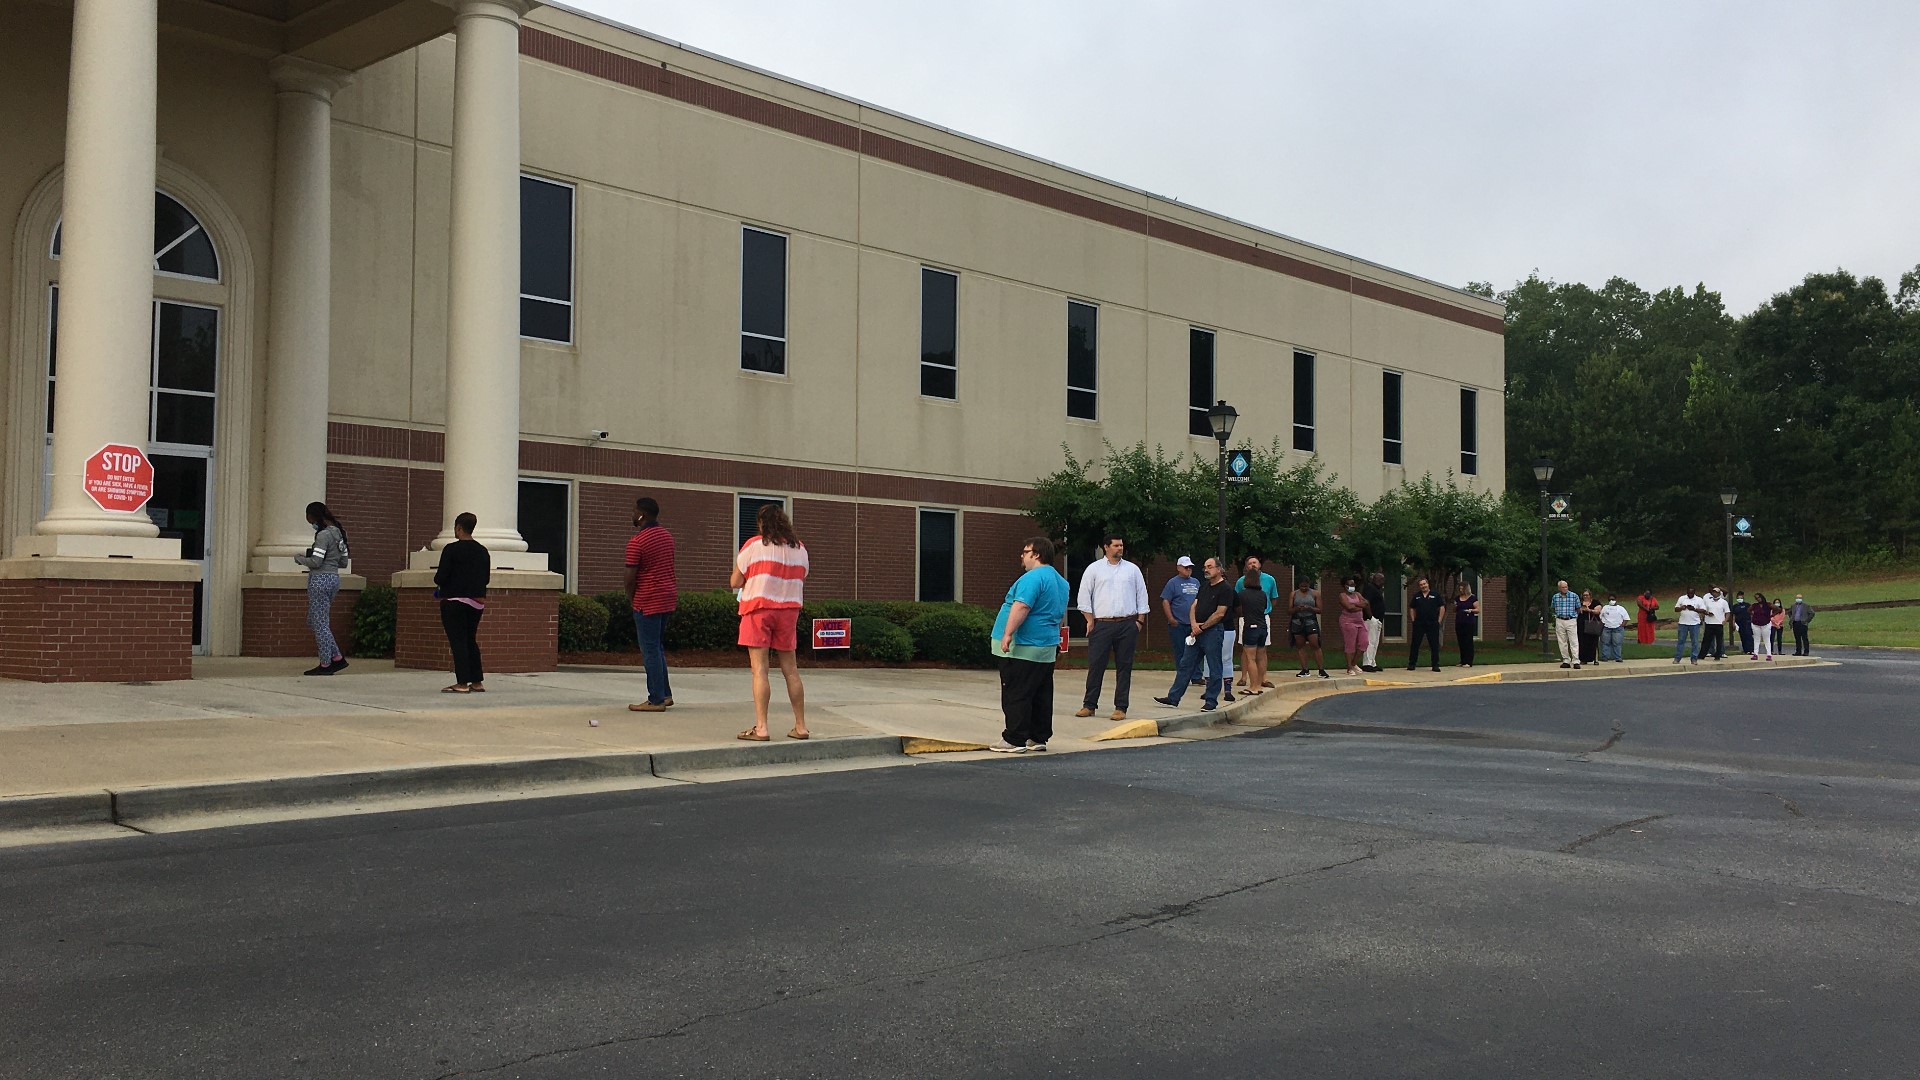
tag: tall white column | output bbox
[36,0,161,541]
[253,57,353,563]
[437,0,533,552]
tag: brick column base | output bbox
[392,571,561,674]
[0,574,196,682]
[241,573,366,658]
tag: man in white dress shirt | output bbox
[1075,534,1150,721]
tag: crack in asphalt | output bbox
[1761,791,1806,817]
[1557,813,1670,854]
[421,846,1390,1079]
[1587,724,1626,756]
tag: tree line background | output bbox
[1026,264,1919,638]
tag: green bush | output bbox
[906,609,995,666]
[662,590,740,651]
[813,598,997,628]
[557,593,611,653]
[593,591,637,651]
[349,584,396,658]
[849,615,914,663]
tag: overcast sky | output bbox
[563,1,1919,317]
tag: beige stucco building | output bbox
[0,0,1504,679]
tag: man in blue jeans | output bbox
[1153,556,1235,712]
[624,497,678,712]
[1670,587,1705,665]
[1158,556,1200,680]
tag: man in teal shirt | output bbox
[990,536,1071,753]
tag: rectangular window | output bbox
[1066,300,1098,420]
[1460,387,1479,475]
[1188,327,1215,437]
[920,267,958,399]
[736,493,788,548]
[1292,350,1315,451]
[917,509,958,602]
[1382,370,1403,465]
[740,226,788,375]
[520,175,574,343]
[517,478,571,591]
[1384,574,1406,639]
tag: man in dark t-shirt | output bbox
[1360,573,1389,672]
[1406,577,1446,672]
[1155,557,1236,712]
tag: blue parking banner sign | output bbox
[1227,449,1253,484]
[1735,516,1754,539]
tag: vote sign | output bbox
[810,617,851,650]
[84,443,154,513]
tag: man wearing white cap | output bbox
[1159,556,1201,683]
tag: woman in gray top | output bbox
[293,501,351,676]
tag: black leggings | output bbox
[441,601,484,686]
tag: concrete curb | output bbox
[0,791,114,829]
[2,736,910,835]
[901,737,991,754]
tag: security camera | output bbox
[588,429,610,441]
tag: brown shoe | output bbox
[628,701,668,712]
[1074,707,1096,717]
[663,697,674,707]
[1110,710,1126,721]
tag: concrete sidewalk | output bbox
[0,652,1825,840]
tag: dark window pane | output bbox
[1383,371,1403,442]
[1384,439,1403,465]
[917,510,957,602]
[1460,387,1478,453]
[1189,327,1214,413]
[1068,388,1097,420]
[155,392,215,446]
[155,303,218,391]
[921,364,957,400]
[51,224,60,257]
[1462,451,1478,476]
[520,297,572,343]
[1066,301,1097,391]
[46,286,58,377]
[45,379,54,435]
[518,480,571,588]
[741,228,787,338]
[154,193,217,280]
[741,335,786,375]
[1190,407,1212,438]
[520,176,573,302]
[738,496,785,547]
[1293,424,1314,453]
[921,269,957,370]
[1384,575,1405,637]
[1293,351,1314,429]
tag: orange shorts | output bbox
[739,607,801,651]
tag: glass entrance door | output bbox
[148,454,211,649]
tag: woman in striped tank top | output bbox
[731,503,811,741]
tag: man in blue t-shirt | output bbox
[1158,556,1201,678]
[990,536,1071,753]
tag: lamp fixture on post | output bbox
[1208,400,1238,567]
[1721,486,1738,586]
[1534,456,1554,656]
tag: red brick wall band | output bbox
[0,578,195,683]
[241,586,361,658]
[394,587,559,675]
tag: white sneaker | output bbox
[988,741,1028,753]
[1025,741,1049,752]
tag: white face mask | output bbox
[1347,586,1356,593]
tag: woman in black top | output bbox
[1577,589,1602,666]
[1454,582,1481,668]
[435,511,491,693]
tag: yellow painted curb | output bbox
[901,737,990,755]
[1093,718,1162,741]
[1454,671,1503,684]
[1363,678,1412,687]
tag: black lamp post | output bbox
[1533,456,1555,656]
[1207,399,1238,567]
[1721,487,1738,586]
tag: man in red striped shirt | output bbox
[624,497,678,713]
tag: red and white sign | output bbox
[83,443,154,513]
[810,617,851,650]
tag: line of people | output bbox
[1667,585,1814,663]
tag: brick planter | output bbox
[241,576,364,658]
[392,578,560,674]
[0,576,195,683]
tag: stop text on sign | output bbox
[84,442,156,513]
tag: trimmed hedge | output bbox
[849,616,914,663]
[661,590,741,651]
[349,584,396,658]
[558,593,611,653]
[593,591,637,651]
[906,609,995,667]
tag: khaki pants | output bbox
[1363,617,1384,667]
[1553,617,1580,664]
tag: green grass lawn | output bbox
[1643,568,1920,648]
[1795,608,1920,649]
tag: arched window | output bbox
[50,191,220,282]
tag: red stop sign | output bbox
[84,443,155,513]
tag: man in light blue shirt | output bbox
[990,535,1071,753]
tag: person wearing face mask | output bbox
[1337,575,1369,676]
[1598,594,1630,662]
[1748,593,1774,660]
[1789,594,1815,655]
[1730,591,1753,657]
[1699,585,1730,661]
[624,496,679,713]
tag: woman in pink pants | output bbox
[1337,575,1370,675]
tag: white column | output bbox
[35,0,161,541]
[253,57,353,564]
[437,0,533,553]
